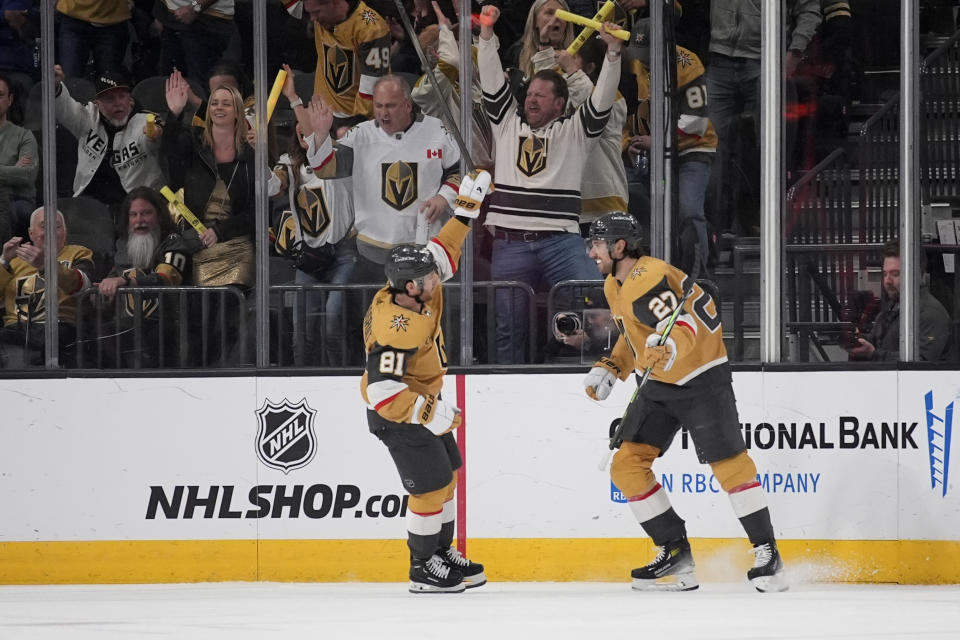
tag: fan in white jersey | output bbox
[304,76,462,284]
[477,5,621,363]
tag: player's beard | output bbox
[127,230,160,270]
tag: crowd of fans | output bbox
[0,0,955,368]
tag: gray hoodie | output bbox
[709,0,822,60]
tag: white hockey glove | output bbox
[584,357,619,401]
[640,332,677,373]
[453,169,492,219]
[412,394,463,435]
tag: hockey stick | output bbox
[390,0,476,173]
[598,254,703,471]
[391,0,476,245]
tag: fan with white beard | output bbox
[126,227,161,270]
[98,187,192,305]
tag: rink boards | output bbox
[1,371,958,584]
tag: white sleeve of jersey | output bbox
[425,238,456,282]
[306,133,334,170]
[678,113,709,137]
[284,0,303,19]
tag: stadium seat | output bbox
[292,70,314,104]
[63,76,96,104]
[58,196,116,281]
[22,76,96,130]
[132,75,207,115]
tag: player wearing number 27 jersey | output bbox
[583,213,786,594]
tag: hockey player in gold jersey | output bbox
[360,170,491,594]
[583,212,787,593]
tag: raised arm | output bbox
[477,5,505,95]
[304,95,355,179]
[589,22,623,114]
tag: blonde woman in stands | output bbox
[508,0,575,79]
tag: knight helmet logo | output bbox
[121,268,161,319]
[15,275,47,323]
[517,135,548,177]
[382,161,419,210]
[296,185,332,237]
[255,398,318,473]
[324,43,354,95]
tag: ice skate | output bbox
[439,546,487,589]
[630,537,699,592]
[748,541,788,593]
[409,554,465,594]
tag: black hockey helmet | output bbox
[589,212,644,254]
[384,244,438,290]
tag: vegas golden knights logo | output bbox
[381,161,418,211]
[323,44,354,95]
[121,268,160,319]
[296,186,332,237]
[14,275,46,322]
[275,210,298,255]
[517,135,548,177]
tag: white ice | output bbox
[1,581,959,640]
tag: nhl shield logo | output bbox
[255,398,318,473]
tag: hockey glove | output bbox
[584,357,619,401]
[412,394,463,435]
[639,332,677,373]
[453,170,492,219]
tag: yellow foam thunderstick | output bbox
[160,186,208,235]
[566,0,615,55]
[266,68,287,123]
[554,9,630,41]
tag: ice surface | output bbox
[1,581,958,640]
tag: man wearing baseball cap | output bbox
[53,65,165,220]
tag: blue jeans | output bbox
[677,159,711,274]
[294,236,356,366]
[706,54,761,138]
[491,231,601,364]
[57,13,129,79]
[707,54,761,233]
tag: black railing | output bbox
[75,286,249,369]
[269,281,537,367]
[780,28,960,362]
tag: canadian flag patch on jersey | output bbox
[427,148,442,159]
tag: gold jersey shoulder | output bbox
[606,256,727,385]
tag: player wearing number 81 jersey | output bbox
[361,171,492,594]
